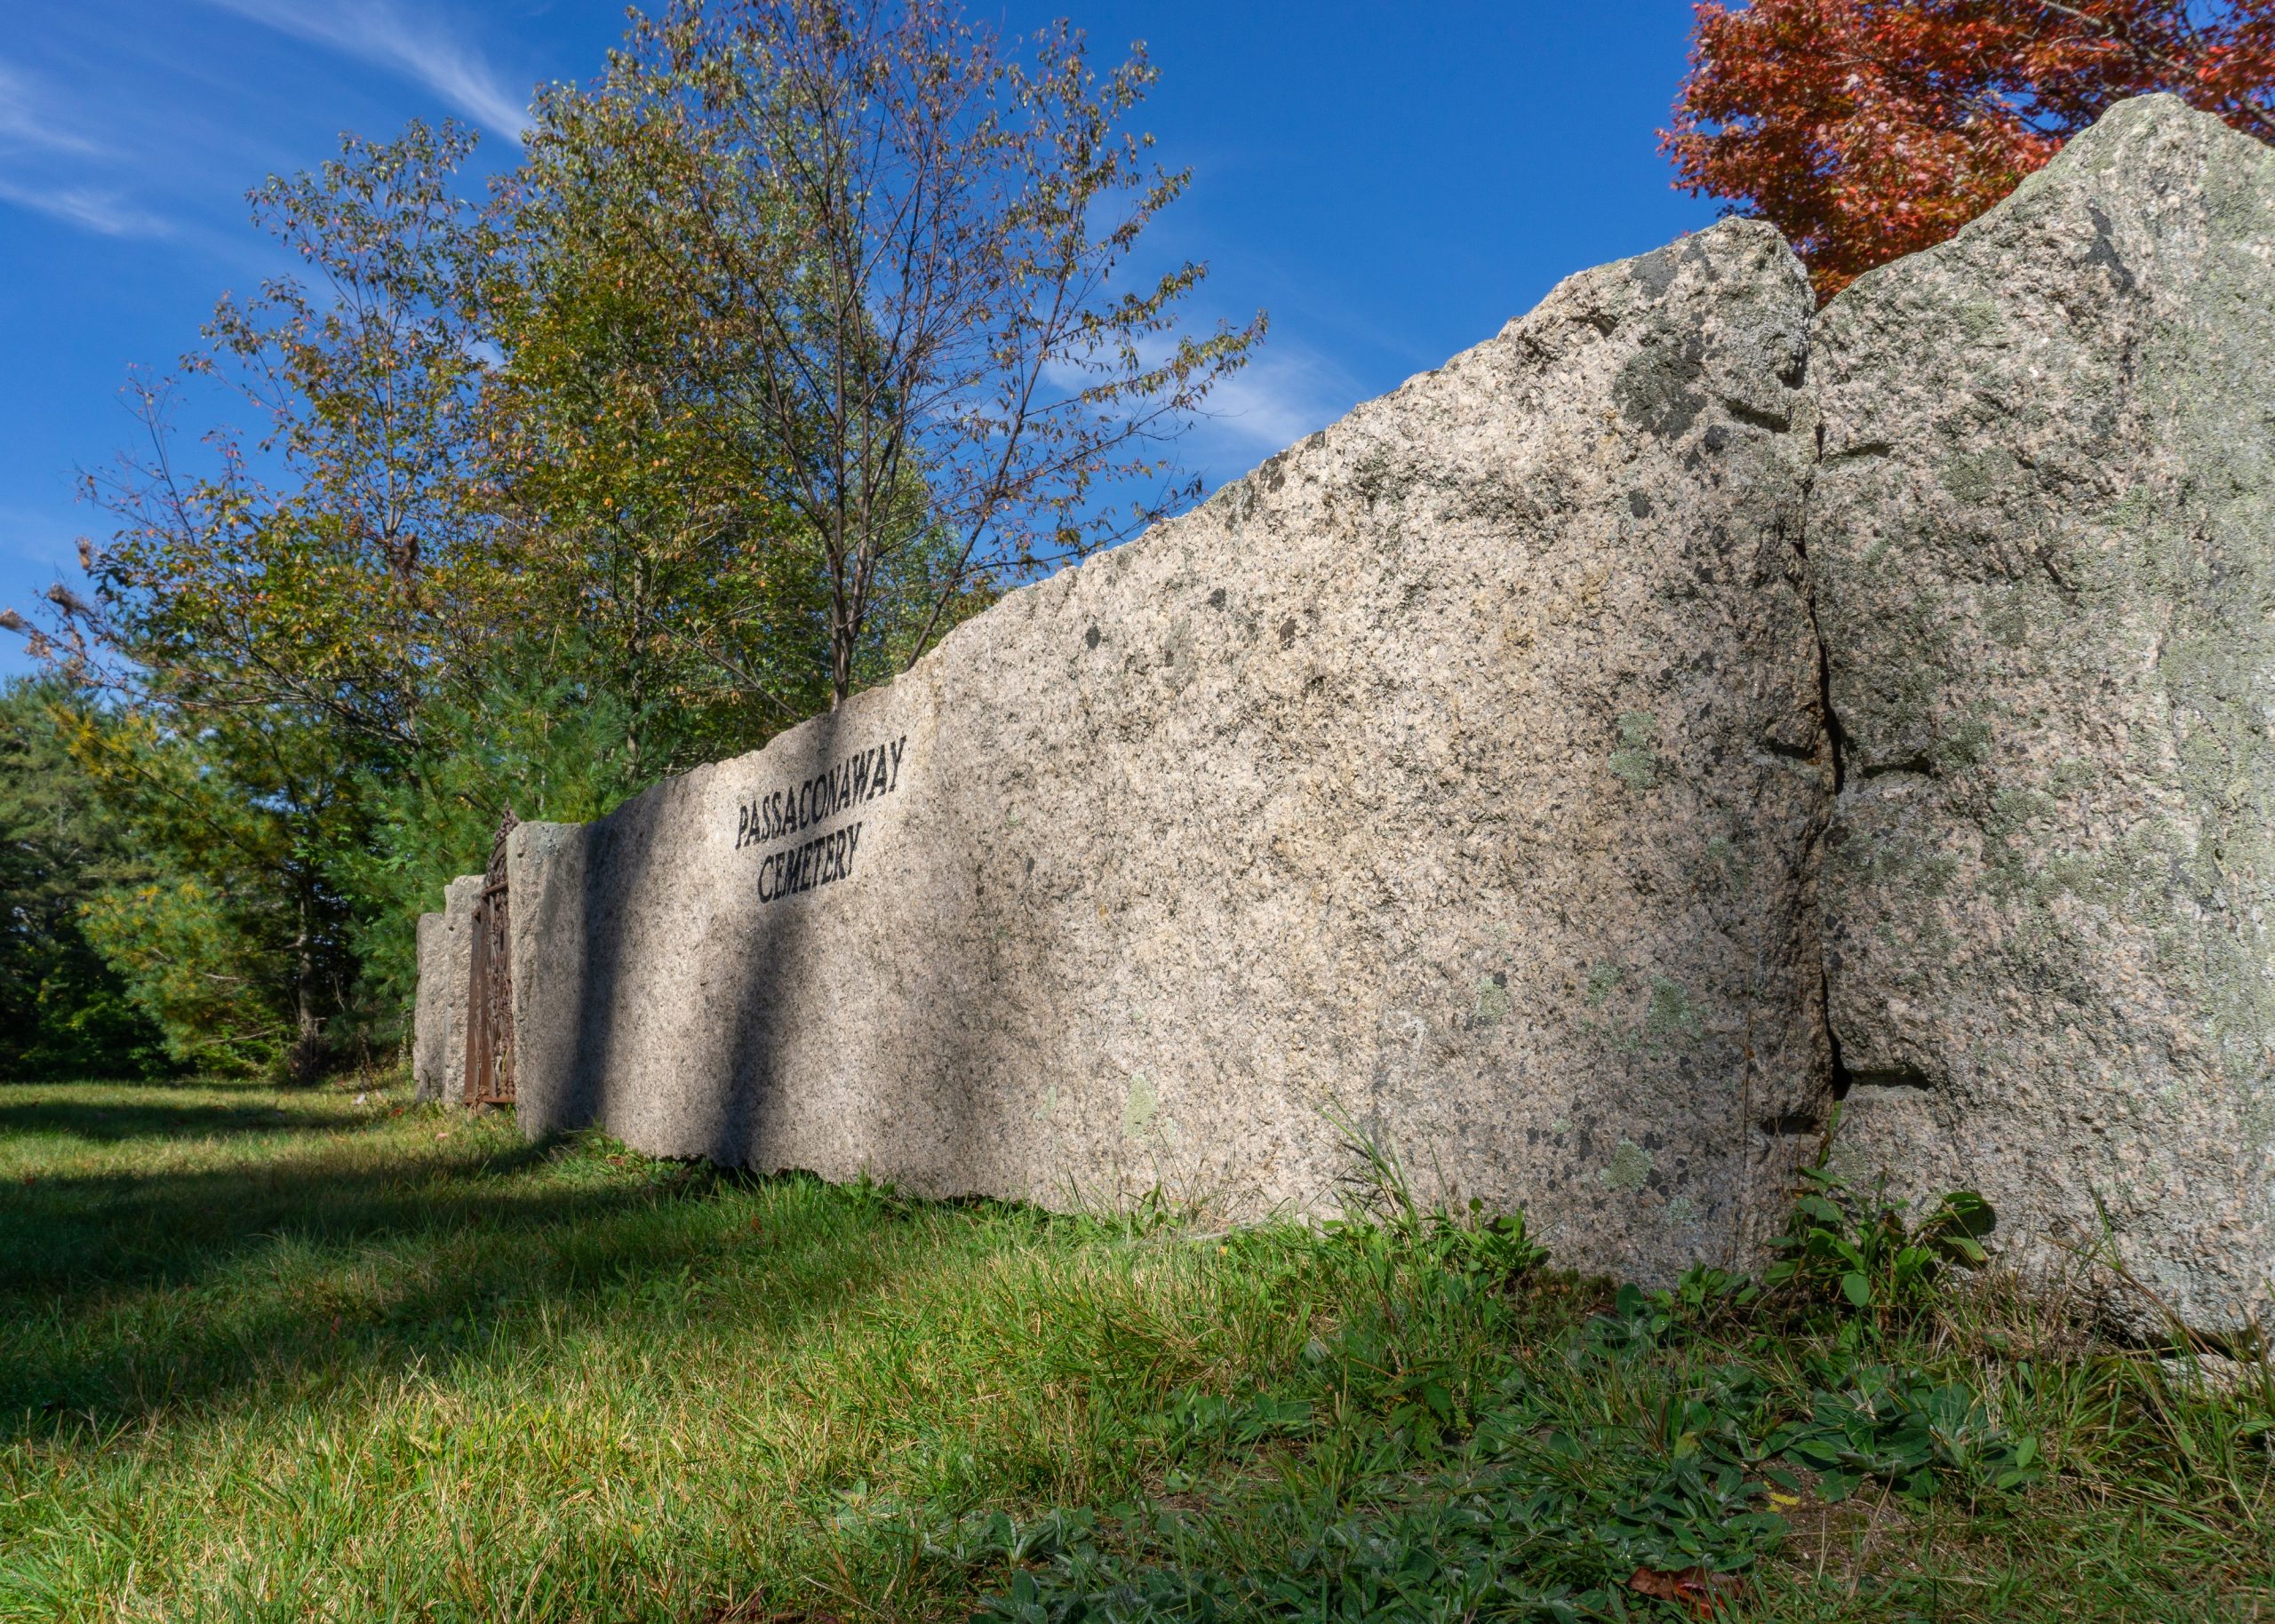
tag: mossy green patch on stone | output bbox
[1932,714,1994,775]
[1600,1139,1653,1193]
[1984,786,2054,839]
[1474,974,1512,1025]
[1690,836,1754,893]
[1122,1073,1159,1138]
[1645,978,1703,1042]
[1957,298,2003,339]
[1608,711,1663,791]
[1577,967,1709,1060]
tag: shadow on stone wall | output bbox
[710,705,850,1171]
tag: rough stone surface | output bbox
[1809,96,2275,1333]
[412,873,483,1103]
[508,216,1832,1286]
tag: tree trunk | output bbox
[285,891,326,1086]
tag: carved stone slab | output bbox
[506,217,1831,1286]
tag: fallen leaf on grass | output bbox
[1628,1565,1745,1618]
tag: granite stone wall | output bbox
[411,873,482,1103]
[1809,97,2275,1333]
[410,95,2275,1332]
[506,214,1832,1289]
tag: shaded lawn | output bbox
[0,1074,2269,1623]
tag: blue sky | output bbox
[0,1,1720,679]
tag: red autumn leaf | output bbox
[1664,0,2275,299]
[1629,1564,1746,1619]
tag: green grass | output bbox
[0,1074,2270,1622]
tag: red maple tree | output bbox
[1664,0,2275,299]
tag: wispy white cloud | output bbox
[0,59,108,157]
[0,60,179,237]
[201,0,532,138]
[1038,323,1359,497]
[0,177,172,237]
[1190,342,1357,458]
[1046,321,1353,441]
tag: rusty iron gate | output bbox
[461,810,518,1109]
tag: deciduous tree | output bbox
[1665,0,2275,299]
[577,0,1265,704]
[68,122,501,750]
[2,1,1265,1073]
[487,93,838,767]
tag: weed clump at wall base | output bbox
[0,1076,2270,1623]
[1759,1166,1997,1320]
[949,1174,2038,1621]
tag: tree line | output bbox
[2,0,1261,1083]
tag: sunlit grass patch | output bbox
[1,1074,2269,1622]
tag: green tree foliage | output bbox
[66,704,360,1080]
[31,124,499,1076]
[487,109,836,765]
[546,0,1265,703]
[71,123,500,753]
[334,650,660,1026]
[35,125,606,1077]
[0,680,166,1080]
[6,0,1259,1077]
